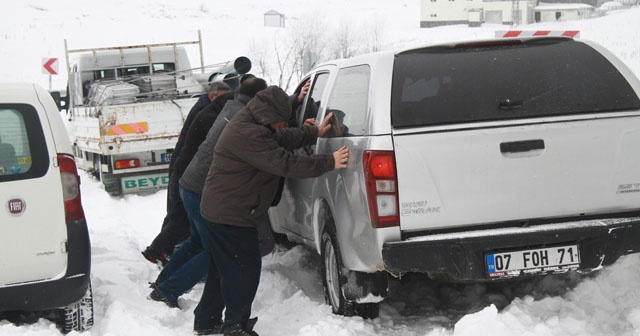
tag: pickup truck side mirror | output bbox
[49,90,67,112]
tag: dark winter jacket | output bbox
[168,93,211,175]
[179,93,253,195]
[199,86,335,228]
[172,92,233,177]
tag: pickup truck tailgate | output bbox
[393,114,640,232]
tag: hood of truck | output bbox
[393,114,640,232]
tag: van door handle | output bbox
[500,139,545,153]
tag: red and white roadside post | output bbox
[42,57,59,90]
[495,30,581,38]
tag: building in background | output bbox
[534,3,594,22]
[420,0,600,27]
[264,10,285,28]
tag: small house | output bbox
[264,10,285,28]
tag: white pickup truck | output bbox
[269,36,640,319]
[61,34,250,195]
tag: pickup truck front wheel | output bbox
[321,225,380,319]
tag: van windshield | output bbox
[391,38,640,127]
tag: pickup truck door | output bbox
[275,72,331,240]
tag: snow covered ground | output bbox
[4,173,640,336]
[1,1,640,335]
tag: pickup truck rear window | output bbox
[391,38,640,127]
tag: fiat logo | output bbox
[7,198,26,215]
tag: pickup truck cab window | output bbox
[296,72,330,127]
[325,65,371,137]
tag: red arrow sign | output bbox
[42,58,58,75]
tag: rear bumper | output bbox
[0,218,91,312]
[382,218,640,281]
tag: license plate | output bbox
[121,173,170,193]
[485,244,580,278]
[161,153,171,163]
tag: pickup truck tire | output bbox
[99,170,122,196]
[321,225,380,319]
[91,154,101,180]
[59,281,94,333]
[88,154,121,195]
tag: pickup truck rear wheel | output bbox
[99,168,122,196]
[321,225,379,319]
[90,154,121,195]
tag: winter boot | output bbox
[223,317,258,336]
[148,288,179,309]
[141,247,168,267]
[194,316,224,335]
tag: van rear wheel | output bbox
[321,226,380,319]
[59,281,94,333]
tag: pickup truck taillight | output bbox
[114,159,140,169]
[363,150,399,228]
[58,154,85,221]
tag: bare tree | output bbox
[273,30,301,91]
[283,14,328,90]
[248,38,275,84]
[331,19,358,59]
[362,14,386,53]
[247,12,384,92]
[328,14,386,60]
[247,13,328,92]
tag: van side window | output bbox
[0,105,49,182]
[325,65,371,137]
[0,109,28,173]
[0,108,33,176]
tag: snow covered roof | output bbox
[535,2,594,10]
[264,10,283,15]
[599,1,623,9]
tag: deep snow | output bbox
[1,1,640,335]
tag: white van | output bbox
[0,82,93,333]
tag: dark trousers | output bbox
[154,187,211,301]
[148,169,190,255]
[200,221,261,326]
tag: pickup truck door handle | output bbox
[500,139,545,153]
